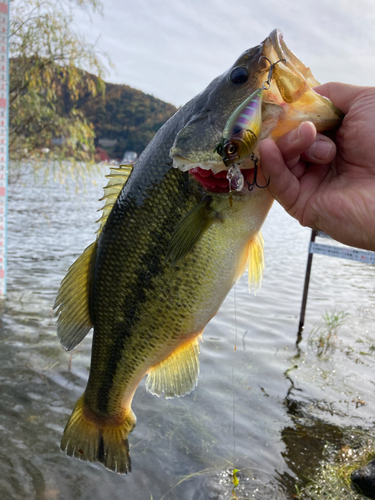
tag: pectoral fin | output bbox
[166,196,216,265]
[145,335,201,398]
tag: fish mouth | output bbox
[173,29,343,183]
[261,29,344,138]
[189,167,255,194]
[267,29,320,87]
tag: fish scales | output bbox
[55,29,343,474]
[89,169,261,413]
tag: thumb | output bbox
[258,138,300,212]
[314,82,368,114]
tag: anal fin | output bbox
[145,335,201,398]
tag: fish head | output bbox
[171,29,343,190]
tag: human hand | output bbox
[258,83,375,251]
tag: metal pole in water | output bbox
[0,0,8,297]
[297,229,317,341]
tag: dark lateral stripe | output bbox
[95,172,189,414]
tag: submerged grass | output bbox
[297,440,375,499]
[158,466,222,500]
[308,310,349,357]
[157,465,278,500]
[284,307,375,499]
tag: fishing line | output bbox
[230,199,238,468]
[232,282,237,461]
[232,362,236,461]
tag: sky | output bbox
[73,0,375,107]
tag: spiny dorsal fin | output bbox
[247,231,264,295]
[54,165,132,350]
[145,335,201,398]
[96,164,133,236]
[54,242,97,351]
[165,196,216,265]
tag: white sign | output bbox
[309,242,375,265]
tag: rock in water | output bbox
[352,459,375,498]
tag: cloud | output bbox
[73,0,375,106]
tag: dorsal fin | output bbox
[96,164,133,236]
[247,231,264,295]
[145,335,201,398]
[54,242,97,351]
[54,165,132,351]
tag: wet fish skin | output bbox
[55,29,342,474]
[171,29,343,174]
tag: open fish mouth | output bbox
[268,29,320,88]
[190,166,256,193]
[257,29,344,139]
[172,29,343,188]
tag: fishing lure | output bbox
[215,86,264,168]
[227,163,244,192]
[215,57,286,192]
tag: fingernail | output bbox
[288,124,302,143]
[310,140,333,161]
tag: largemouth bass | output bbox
[54,29,342,474]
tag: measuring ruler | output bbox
[299,230,375,332]
[0,0,8,296]
[309,242,375,265]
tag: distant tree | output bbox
[77,79,177,160]
[9,0,108,176]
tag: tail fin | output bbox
[60,395,136,474]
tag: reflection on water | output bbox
[1,170,375,499]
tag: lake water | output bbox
[1,168,375,500]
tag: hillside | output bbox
[10,56,178,163]
[74,75,178,160]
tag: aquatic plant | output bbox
[308,310,349,357]
[296,441,375,499]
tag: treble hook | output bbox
[245,153,270,191]
[258,56,287,90]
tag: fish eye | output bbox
[230,66,249,84]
